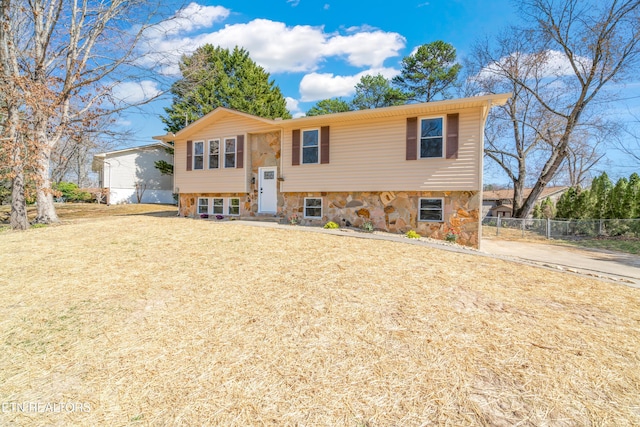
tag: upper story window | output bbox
[302,129,319,164]
[193,141,204,170]
[420,117,444,158]
[209,139,220,169]
[224,137,236,168]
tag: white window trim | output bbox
[418,116,445,159]
[208,139,220,169]
[418,197,444,222]
[197,197,209,214]
[301,128,320,165]
[193,141,205,170]
[211,197,224,215]
[303,197,323,219]
[224,137,237,168]
[227,197,240,216]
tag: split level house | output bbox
[154,93,511,248]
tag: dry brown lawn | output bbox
[1,205,639,426]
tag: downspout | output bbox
[278,126,285,218]
[477,99,493,251]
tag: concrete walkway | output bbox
[231,219,640,288]
[481,238,640,287]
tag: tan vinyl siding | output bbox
[281,106,483,192]
[174,115,278,194]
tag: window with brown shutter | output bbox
[292,129,300,166]
[446,113,459,159]
[406,117,417,160]
[320,126,330,164]
[236,135,244,168]
[186,140,193,171]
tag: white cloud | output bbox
[323,31,405,68]
[286,97,302,116]
[299,67,400,101]
[141,6,406,76]
[111,81,162,104]
[288,0,301,6]
[145,3,229,37]
[195,19,328,73]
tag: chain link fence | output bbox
[482,217,640,240]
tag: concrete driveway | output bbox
[481,238,640,287]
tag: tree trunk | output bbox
[34,142,59,224]
[10,156,29,230]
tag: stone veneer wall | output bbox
[180,190,480,247]
[281,191,481,248]
[179,193,251,218]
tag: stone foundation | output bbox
[179,193,251,218]
[179,190,481,248]
[280,191,480,248]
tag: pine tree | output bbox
[162,45,290,133]
[306,98,352,116]
[351,74,407,110]
[392,41,461,102]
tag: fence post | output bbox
[522,218,525,237]
[546,218,551,240]
[496,215,501,236]
[599,219,603,236]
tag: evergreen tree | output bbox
[162,45,290,133]
[392,41,461,102]
[351,74,407,110]
[626,173,640,218]
[590,172,613,218]
[306,98,352,116]
[556,187,578,219]
[532,203,542,219]
[575,189,591,219]
[610,177,629,219]
[541,197,556,219]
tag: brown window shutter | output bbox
[406,117,417,160]
[186,140,193,171]
[320,126,330,164]
[236,135,244,168]
[446,113,459,159]
[292,129,300,166]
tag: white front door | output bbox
[258,167,278,213]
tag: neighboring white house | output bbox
[93,143,174,205]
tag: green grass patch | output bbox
[567,238,640,255]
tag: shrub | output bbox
[324,221,339,229]
[445,230,459,243]
[53,182,92,202]
[406,230,421,239]
[361,219,374,233]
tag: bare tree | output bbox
[468,0,640,217]
[0,0,171,228]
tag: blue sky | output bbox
[117,0,639,184]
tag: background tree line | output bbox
[553,172,640,220]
